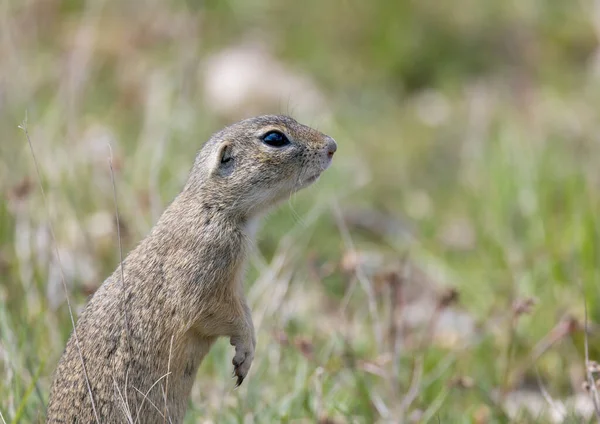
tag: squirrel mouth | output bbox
[296,172,320,189]
[306,174,320,183]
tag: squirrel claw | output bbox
[235,374,244,387]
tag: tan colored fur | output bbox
[46,115,337,423]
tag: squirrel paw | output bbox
[230,336,254,387]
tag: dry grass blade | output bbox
[534,365,566,421]
[330,199,383,349]
[108,142,130,333]
[107,142,134,417]
[113,376,134,424]
[581,280,600,422]
[18,116,100,424]
[132,385,167,421]
[163,334,175,424]
[134,372,172,424]
[420,386,449,423]
[369,390,390,419]
[398,356,424,418]
[507,315,579,392]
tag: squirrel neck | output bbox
[151,186,258,252]
[181,169,258,224]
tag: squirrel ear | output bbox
[212,141,234,176]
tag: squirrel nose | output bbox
[326,137,337,158]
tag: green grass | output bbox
[2,0,600,422]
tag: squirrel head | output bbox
[184,115,337,220]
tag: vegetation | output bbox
[1,0,600,422]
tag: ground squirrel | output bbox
[46,115,337,423]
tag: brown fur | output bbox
[46,115,337,423]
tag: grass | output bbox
[2,0,600,422]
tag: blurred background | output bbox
[2,0,600,422]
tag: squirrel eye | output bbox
[261,131,290,148]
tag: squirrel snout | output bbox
[326,137,337,158]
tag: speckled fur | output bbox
[46,115,337,423]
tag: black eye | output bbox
[261,131,290,147]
